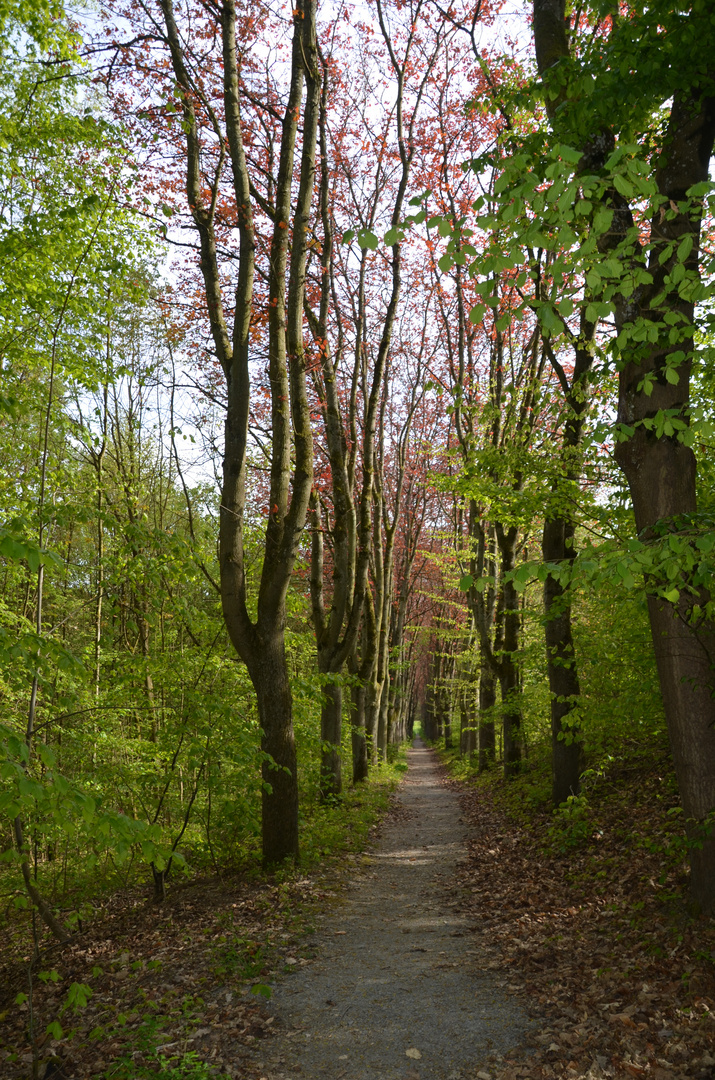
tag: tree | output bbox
[531,0,715,911]
[105,0,321,862]
[0,6,161,933]
[305,0,454,791]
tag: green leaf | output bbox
[458,574,473,592]
[357,229,378,251]
[61,982,93,1013]
[613,174,634,199]
[558,145,582,164]
[593,208,613,234]
[538,304,562,336]
[686,180,714,198]
[676,234,693,262]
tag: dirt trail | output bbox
[247,740,533,1080]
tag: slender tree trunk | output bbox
[350,670,368,783]
[541,322,595,805]
[320,682,343,799]
[377,690,389,761]
[496,529,522,777]
[478,650,496,771]
[460,670,477,759]
[441,651,454,750]
[365,672,381,765]
[543,517,583,804]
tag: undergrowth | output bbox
[0,746,409,1080]
[436,728,690,888]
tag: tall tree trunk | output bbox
[478,648,496,771]
[543,517,583,804]
[613,89,715,911]
[460,667,477,759]
[377,690,389,761]
[320,682,342,799]
[542,326,595,806]
[249,634,299,862]
[349,669,368,783]
[365,671,381,764]
[495,527,522,777]
[160,0,319,864]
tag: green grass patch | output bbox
[297,745,409,870]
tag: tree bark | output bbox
[610,72,715,916]
[542,323,595,806]
[478,647,496,770]
[543,517,583,804]
[248,634,300,862]
[349,668,369,783]
[496,527,522,777]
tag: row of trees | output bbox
[1,0,714,933]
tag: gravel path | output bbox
[249,740,533,1080]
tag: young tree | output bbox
[0,6,158,933]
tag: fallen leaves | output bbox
[0,874,328,1079]
[445,750,715,1080]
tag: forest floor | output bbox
[0,739,714,1080]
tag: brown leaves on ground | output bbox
[445,750,715,1080]
[0,873,322,1079]
[2,769,713,1080]
[0,806,398,1080]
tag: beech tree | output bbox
[445,0,715,904]
[305,0,456,790]
[103,0,321,862]
[530,0,715,910]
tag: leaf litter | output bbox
[0,741,712,1080]
[444,745,715,1080]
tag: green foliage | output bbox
[211,936,266,981]
[547,794,593,854]
[299,762,402,869]
[107,1033,229,1080]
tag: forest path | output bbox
[246,740,533,1080]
